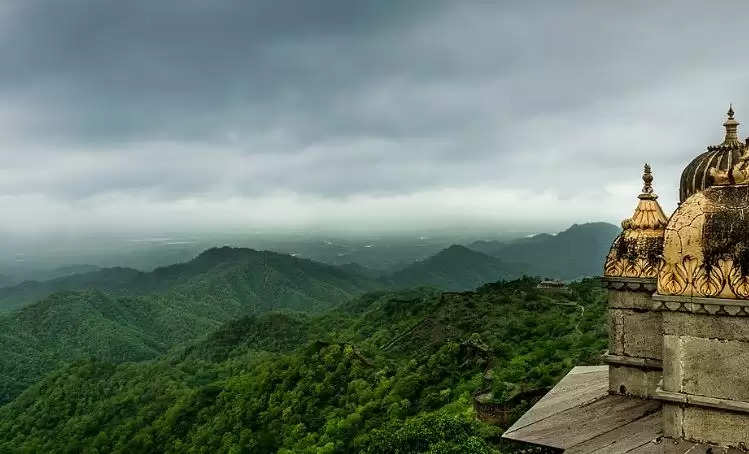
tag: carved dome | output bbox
[604,164,668,279]
[679,106,745,202]
[659,181,749,299]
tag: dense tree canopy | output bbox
[0,278,607,453]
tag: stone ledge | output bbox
[602,276,657,292]
[652,294,749,317]
[603,353,663,370]
[654,387,749,414]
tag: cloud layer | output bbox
[1,1,748,234]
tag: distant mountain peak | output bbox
[386,244,515,291]
[468,222,620,280]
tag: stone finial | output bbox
[722,104,740,145]
[641,163,654,197]
[638,163,658,201]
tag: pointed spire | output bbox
[639,163,656,200]
[722,104,740,145]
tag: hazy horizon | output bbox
[2,1,745,236]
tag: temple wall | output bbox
[656,301,749,447]
[608,307,662,359]
[604,283,663,398]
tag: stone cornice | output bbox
[652,293,749,317]
[601,276,657,292]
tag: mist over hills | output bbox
[468,222,620,280]
[380,222,618,290]
[0,222,619,313]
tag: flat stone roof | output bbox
[502,366,663,453]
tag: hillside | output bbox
[384,245,520,291]
[0,247,381,314]
[469,222,620,280]
[0,267,141,313]
[0,278,608,453]
[0,247,382,404]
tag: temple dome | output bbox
[659,162,749,298]
[679,106,745,202]
[604,164,668,279]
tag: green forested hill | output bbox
[0,267,141,314]
[0,246,382,314]
[0,247,382,404]
[384,245,520,291]
[0,278,607,453]
[469,222,619,280]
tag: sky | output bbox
[1,0,748,236]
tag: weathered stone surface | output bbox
[663,312,749,342]
[682,406,749,447]
[680,336,749,402]
[662,404,683,439]
[609,309,622,355]
[662,332,749,401]
[609,308,662,359]
[609,364,662,397]
[662,335,682,393]
[664,400,749,447]
[608,289,655,310]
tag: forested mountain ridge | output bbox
[0,223,618,314]
[0,267,141,314]
[469,222,619,280]
[0,278,608,453]
[0,247,383,405]
[0,246,382,314]
[383,245,521,291]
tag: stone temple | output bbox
[503,107,749,453]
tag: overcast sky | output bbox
[0,0,747,236]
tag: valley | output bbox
[0,223,616,453]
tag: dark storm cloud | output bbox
[1,1,748,232]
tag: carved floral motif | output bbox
[692,261,726,297]
[657,256,749,300]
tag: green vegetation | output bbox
[0,247,382,314]
[0,277,607,453]
[0,247,382,404]
[385,245,520,291]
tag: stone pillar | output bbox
[602,276,663,398]
[654,295,749,448]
